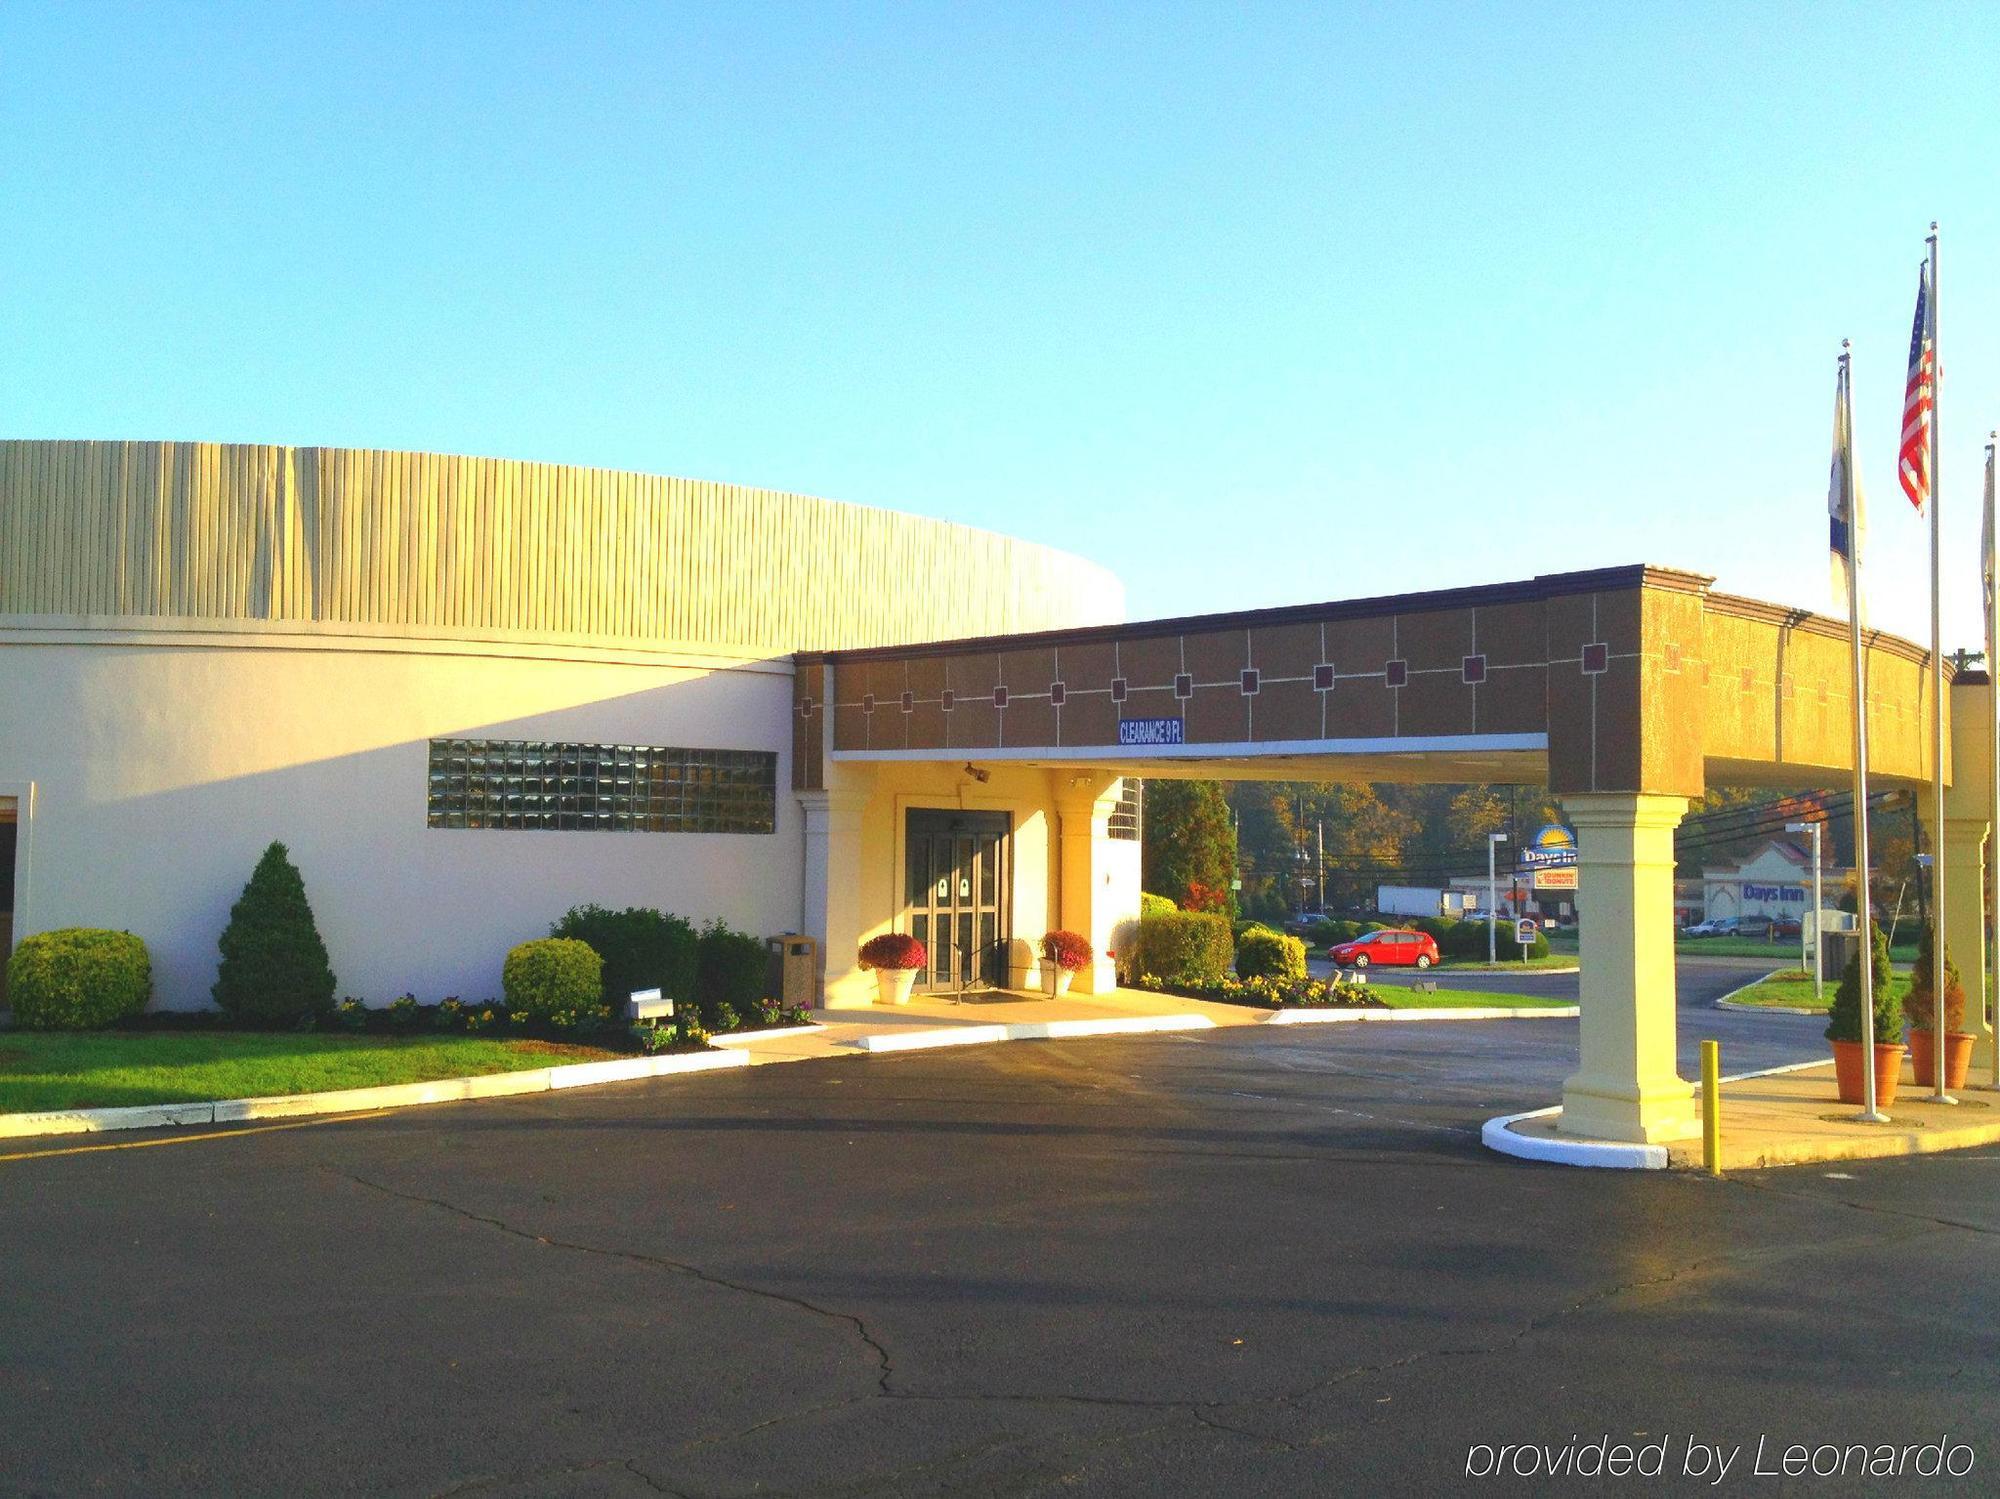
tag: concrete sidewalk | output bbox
[1501,1059,2000,1171]
[728,986,1269,1065]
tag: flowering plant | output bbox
[859,932,928,971]
[1039,930,1093,971]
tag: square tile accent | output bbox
[1110,677,1129,703]
[993,686,1009,708]
[1461,654,1487,685]
[1313,663,1335,692]
[941,689,955,712]
[1049,681,1067,706]
[1664,641,1683,672]
[798,696,815,717]
[1173,673,1194,700]
[900,690,914,713]
[1740,667,1754,693]
[1384,659,1408,688]
[1581,643,1609,676]
[862,692,876,714]
[1240,668,1260,695]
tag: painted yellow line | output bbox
[0,1109,393,1165]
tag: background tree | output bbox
[213,841,337,1025]
[1142,780,1238,912]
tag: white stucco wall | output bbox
[1,624,803,1009]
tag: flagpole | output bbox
[1925,225,1954,1103]
[1987,430,1999,1091]
[1844,341,1887,1122]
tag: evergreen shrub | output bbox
[502,938,605,1026]
[7,928,152,1030]
[1133,912,1234,984]
[1236,927,1307,982]
[212,842,337,1025]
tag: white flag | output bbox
[1984,438,1996,669]
[1828,355,1866,618]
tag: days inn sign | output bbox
[1517,823,1578,871]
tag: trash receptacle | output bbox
[767,934,820,1008]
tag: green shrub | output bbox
[7,928,152,1030]
[552,904,699,1012]
[696,920,768,1025]
[1236,927,1307,983]
[212,842,337,1025]
[1140,892,1178,918]
[1826,921,1899,1045]
[1905,921,1967,1034]
[1133,912,1234,984]
[503,938,605,1026]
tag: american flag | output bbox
[1899,264,1935,512]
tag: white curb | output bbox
[0,1047,750,1139]
[1479,1057,1829,1171]
[1266,1005,1578,1024]
[848,1013,1215,1054]
[1480,1107,1671,1170]
[711,1024,822,1046]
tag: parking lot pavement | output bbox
[6,991,1983,1498]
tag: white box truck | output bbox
[1377,885,1458,919]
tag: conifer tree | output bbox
[213,841,337,1024]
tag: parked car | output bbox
[1770,915,1803,939]
[1327,928,1441,969]
[1681,916,1731,938]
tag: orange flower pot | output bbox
[1907,1029,1976,1091]
[1830,1039,1905,1110]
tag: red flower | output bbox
[1040,930,1093,971]
[859,932,927,970]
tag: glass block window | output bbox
[426,739,776,833]
[1109,778,1143,842]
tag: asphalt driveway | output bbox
[4,972,1990,1498]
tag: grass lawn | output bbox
[1546,932,1919,964]
[0,1032,618,1114]
[1436,954,1577,972]
[1726,966,1915,1012]
[1372,987,1571,1010]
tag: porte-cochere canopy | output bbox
[789,565,1977,1148]
[796,564,1944,797]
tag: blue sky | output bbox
[5,2,1997,650]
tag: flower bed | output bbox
[1130,972,1383,1010]
[106,993,815,1056]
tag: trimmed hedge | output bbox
[552,904,699,1011]
[7,928,152,1030]
[696,920,769,1025]
[1236,927,1307,983]
[1140,892,1178,918]
[213,842,337,1025]
[502,938,605,1025]
[1133,912,1234,984]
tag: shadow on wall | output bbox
[33,672,804,1010]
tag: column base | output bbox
[1559,1072,1700,1144]
[821,967,878,1009]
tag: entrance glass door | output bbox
[904,810,1011,992]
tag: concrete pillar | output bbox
[798,783,875,1009]
[1558,792,1699,1144]
[1053,773,1133,996]
[1938,679,1996,1072]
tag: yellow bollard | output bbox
[1701,1039,1722,1177]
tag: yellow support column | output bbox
[1938,678,1995,1074]
[1558,792,1700,1144]
[1052,772,1137,995]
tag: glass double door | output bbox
[904,810,1011,992]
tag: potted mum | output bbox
[859,932,927,1005]
[1906,922,1976,1090]
[1040,929,1093,995]
[1824,919,1904,1109]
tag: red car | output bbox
[1328,928,1440,969]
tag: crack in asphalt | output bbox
[1727,1171,2000,1237]
[340,1165,1942,1497]
[329,1168,896,1395]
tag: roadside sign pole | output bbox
[1787,818,1824,1005]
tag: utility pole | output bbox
[1487,831,1508,964]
